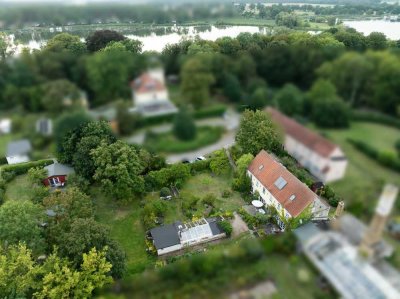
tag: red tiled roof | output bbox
[248,150,316,218]
[266,107,338,158]
[131,73,166,94]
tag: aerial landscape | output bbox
[0,0,400,298]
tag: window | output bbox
[274,176,287,190]
[263,187,265,194]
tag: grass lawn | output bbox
[315,122,400,217]
[92,188,156,277]
[144,126,224,153]
[4,174,33,201]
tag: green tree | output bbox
[55,218,125,279]
[248,87,269,110]
[317,52,373,106]
[236,109,282,156]
[366,32,387,50]
[116,101,141,136]
[222,73,242,103]
[173,109,197,141]
[0,201,45,254]
[236,153,254,176]
[40,79,81,113]
[0,32,14,59]
[273,84,304,116]
[44,33,86,54]
[61,121,116,179]
[308,79,350,128]
[34,248,112,298]
[86,30,126,52]
[275,12,301,28]
[55,111,92,158]
[181,55,215,108]
[86,49,132,105]
[91,140,145,200]
[209,150,230,175]
[0,244,37,298]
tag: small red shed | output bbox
[42,162,74,187]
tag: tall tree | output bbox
[173,109,197,141]
[91,140,145,200]
[235,109,282,156]
[0,201,45,254]
[86,30,126,52]
[273,83,304,116]
[44,33,86,55]
[180,55,215,108]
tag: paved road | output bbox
[126,108,240,163]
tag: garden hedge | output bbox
[347,138,400,172]
[0,159,53,177]
[352,110,400,129]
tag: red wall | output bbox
[42,175,67,187]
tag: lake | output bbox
[126,25,266,52]
[12,25,268,54]
[343,20,400,40]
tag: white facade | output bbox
[134,89,169,107]
[248,170,330,229]
[157,244,183,256]
[284,135,347,183]
[0,119,11,134]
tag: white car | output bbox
[195,156,206,161]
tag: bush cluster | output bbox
[218,220,232,237]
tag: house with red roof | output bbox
[248,150,330,230]
[130,68,178,117]
[266,107,347,183]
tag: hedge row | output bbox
[352,110,400,129]
[0,159,54,177]
[347,138,400,172]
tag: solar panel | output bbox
[274,176,287,190]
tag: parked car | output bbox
[195,156,206,161]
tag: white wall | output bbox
[134,90,169,107]
[6,155,30,165]
[284,136,347,183]
[157,243,183,256]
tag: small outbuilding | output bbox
[6,139,32,164]
[42,162,74,187]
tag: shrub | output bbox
[218,220,232,237]
[209,150,230,175]
[190,159,210,173]
[0,157,8,166]
[1,171,16,183]
[160,187,171,198]
[221,189,232,198]
[202,194,217,207]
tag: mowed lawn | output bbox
[316,122,400,214]
[92,188,156,277]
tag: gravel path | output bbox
[231,212,250,237]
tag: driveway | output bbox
[231,212,250,237]
[126,108,240,163]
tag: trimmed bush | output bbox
[218,220,232,237]
[192,104,227,119]
[1,159,53,178]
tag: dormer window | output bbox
[289,194,296,201]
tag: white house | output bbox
[130,68,178,117]
[266,107,347,183]
[6,139,32,164]
[247,150,330,230]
